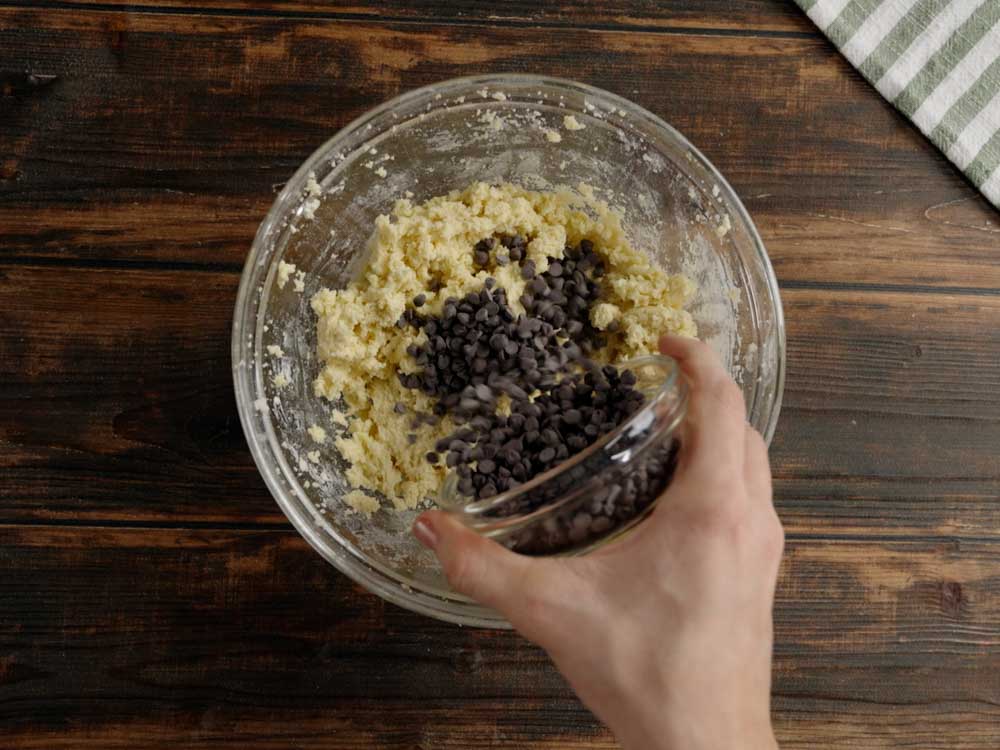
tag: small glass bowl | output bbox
[439,356,688,555]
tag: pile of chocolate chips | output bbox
[397,281,574,407]
[396,235,678,546]
[502,437,679,554]
[429,365,645,501]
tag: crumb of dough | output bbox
[715,214,732,239]
[303,197,320,220]
[305,172,322,198]
[375,166,388,178]
[491,91,507,101]
[331,410,349,427]
[272,373,289,388]
[311,182,697,511]
[544,129,562,143]
[267,345,285,357]
[307,450,320,462]
[307,424,328,444]
[254,397,269,413]
[277,261,297,289]
[294,270,306,293]
[590,302,621,330]
[344,489,381,516]
[479,110,504,131]
[563,115,585,131]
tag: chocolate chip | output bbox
[413,294,426,307]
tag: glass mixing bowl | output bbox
[232,74,785,628]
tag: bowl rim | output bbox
[232,72,786,628]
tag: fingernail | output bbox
[412,516,439,550]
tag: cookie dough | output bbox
[311,182,696,513]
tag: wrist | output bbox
[618,724,777,750]
[609,695,777,750]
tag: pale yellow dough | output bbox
[311,182,696,513]
[343,489,381,517]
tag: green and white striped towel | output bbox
[796,0,1000,208]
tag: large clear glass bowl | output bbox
[232,74,785,628]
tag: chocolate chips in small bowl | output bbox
[438,354,688,555]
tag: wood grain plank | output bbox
[1,9,997,286]
[1,526,998,748]
[2,5,997,749]
[1,265,998,535]
[9,0,814,34]
[1,703,618,750]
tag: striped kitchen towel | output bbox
[796,0,1000,208]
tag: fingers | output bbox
[658,334,746,478]
[657,334,730,391]
[412,510,531,613]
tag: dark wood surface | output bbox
[2,2,998,748]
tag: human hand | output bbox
[412,334,784,750]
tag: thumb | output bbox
[412,510,530,613]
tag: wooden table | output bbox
[3,2,999,747]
